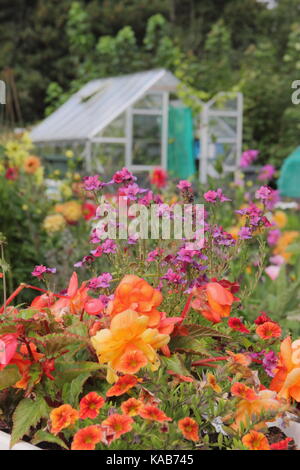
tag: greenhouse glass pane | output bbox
[95,113,125,138]
[134,93,162,110]
[132,114,161,165]
[92,143,125,178]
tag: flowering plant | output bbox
[0,168,299,451]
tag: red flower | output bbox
[79,392,105,419]
[270,437,293,450]
[101,414,133,440]
[228,317,250,334]
[178,417,199,442]
[150,168,168,189]
[139,405,172,422]
[254,312,272,325]
[0,334,18,370]
[71,425,102,450]
[82,202,96,221]
[5,167,18,180]
[256,321,282,340]
[106,375,138,397]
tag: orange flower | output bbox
[101,413,133,440]
[270,336,300,401]
[117,350,148,374]
[106,375,138,397]
[242,430,270,450]
[256,321,282,340]
[167,370,194,383]
[50,404,79,435]
[71,425,102,450]
[79,392,105,419]
[139,405,172,422]
[231,382,258,401]
[107,275,163,327]
[24,155,41,174]
[121,398,143,416]
[178,417,199,442]
[10,343,44,389]
[226,350,251,367]
[191,282,235,323]
[206,373,222,393]
[234,389,281,427]
[91,309,170,383]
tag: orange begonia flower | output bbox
[178,417,200,442]
[71,425,102,450]
[270,336,300,401]
[256,321,282,340]
[101,413,133,440]
[235,389,281,427]
[50,404,79,435]
[79,392,105,419]
[121,398,143,416]
[106,375,138,397]
[242,430,270,450]
[107,275,163,327]
[91,309,170,383]
[191,282,235,323]
[10,343,44,389]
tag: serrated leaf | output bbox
[53,361,104,383]
[161,354,191,377]
[32,430,69,450]
[38,333,87,357]
[0,365,21,390]
[62,372,91,407]
[170,335,210,356]
[10,396,50,448]
[185,324,230,339]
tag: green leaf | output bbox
[53,361,104,383]
[62,372,91,407]
[10,396,50,448]
[185,324,230,339]
[0,365,21,390]
[161,354,191,377]
[38,333,87,357]
[32,430,69,450]
[170,335,209,355]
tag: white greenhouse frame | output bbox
[30,69,243,180]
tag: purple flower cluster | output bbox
[88,273,113,289]
[31,265,56,278]
[240,149,259,168]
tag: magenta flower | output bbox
[258,164,276,181]
[146,249,163,262]
[74,255,95,267]
[177,180,192,191]
[101,239,117,254]
[83,175,103,191]
[204,188,231,203]
[31,265,56,278]
[238,227,252,240]
[88,273,112,289]
[267,229,281,246]
[161,268,185,285]
[240,149,259,168]
[113,168,136,184]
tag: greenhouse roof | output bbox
[30,69,179,143]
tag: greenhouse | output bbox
[30,69,243,182]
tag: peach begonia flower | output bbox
[234,389,281,427]
[191,282,236,323]
[242,430,270,450]
[91,309,170,383]
[107,275,163,327]
[51,272,103,320]
[270,336,300,401]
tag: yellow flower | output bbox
[59,183,73,199]
[43,214,66,233]
[91,309,170,383]
[227,226,239,240]
[22,204,28,211]
[272,211,288,229]
[274,231,299,261]
[55,200,82,223]
[65,150,74,159]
